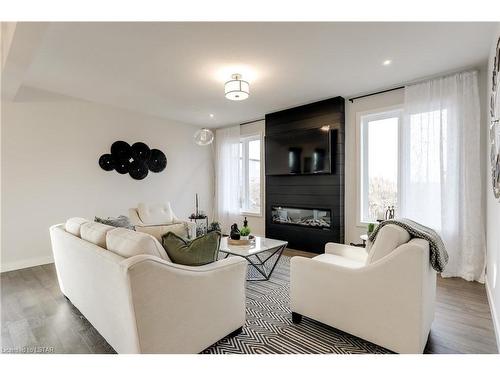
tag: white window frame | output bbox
[356,106,403,226]
[240,133,263,217]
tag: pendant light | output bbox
[225,73,250,101]
[194,128,214,146]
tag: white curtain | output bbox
[401,70,485,282]
[215,125,241,234]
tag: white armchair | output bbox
[290,224,436,353]
[129,202,196,240]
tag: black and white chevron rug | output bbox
[203,254,390,354]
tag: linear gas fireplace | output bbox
[272,206,331,229]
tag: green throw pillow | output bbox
[161,231,221,266]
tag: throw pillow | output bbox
[161,231,221,266]
[95,215,135,230]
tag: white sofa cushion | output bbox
[65,217,88,237]
[324,242,368,263]
[106,228,170,261]
[366,224,410,264]
[81,222,115,248]
[313,253,365,269]
[137,202,174,225]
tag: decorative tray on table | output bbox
[228,235,256,246]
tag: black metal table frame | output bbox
[221,243,287,281]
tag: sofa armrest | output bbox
[324,242,368,263]
[121,255,247,353]
[122,253,246,273]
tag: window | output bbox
[239,135,262,215]
[360,109,402,223]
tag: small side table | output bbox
[189,215,209,237]
[350,234,369,248]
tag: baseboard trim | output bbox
[1,255,54,273]
[485,278,500,353]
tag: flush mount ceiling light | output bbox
[225,73,249,101]
[382,59,392,66]
[194,128,214,146]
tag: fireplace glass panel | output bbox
[271,206,331,229]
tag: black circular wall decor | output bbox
[98,154,115,171]
[147,149,167,173]
[131,142,151,161]
[99,141,167,180]
[129,160,149,180]
[111,141,131,160]
[115,158,131,174]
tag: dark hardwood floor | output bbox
[1,256,498,354]
[1,263,114,354]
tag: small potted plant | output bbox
[240,226,251,240]
[367,223,375,236]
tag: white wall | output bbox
[1,91,213,272]
[344,89,404,245]
[239,120,265,236]
[1,22,17,68]
[485,24,500,352]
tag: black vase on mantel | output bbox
[288,147,302,174]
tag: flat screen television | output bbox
[266,127,335,175]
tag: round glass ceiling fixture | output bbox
[194,128,214,146]
[225,73,250,101]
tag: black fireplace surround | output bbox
[265,97,345,253]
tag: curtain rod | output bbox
[240,68,478,119]
[240,118,265,126]
[348,67,480,104]
[348,86,404,103]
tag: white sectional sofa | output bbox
[50,217,247,354]
[290,224,436,353]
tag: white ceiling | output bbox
[8,22,498,127]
